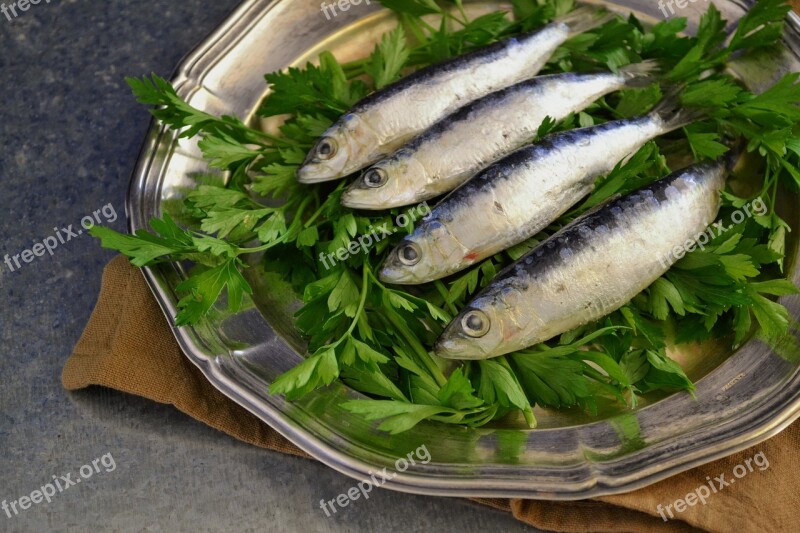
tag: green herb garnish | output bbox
[93,0,799,433]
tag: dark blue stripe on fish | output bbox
[351,24,560,113]
[429,115,653,216]
[389,73,608,155]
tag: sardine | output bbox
[379,97,702,285]
[297,7,612,184]
[342,62,659,209]
[434,157,732,360]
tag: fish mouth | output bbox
[296,163,343,184]
[433,335,490,360]
[341,186,412,210]
[341,186,380,210]
[378,264,418,285]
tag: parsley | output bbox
[94,0,799,434]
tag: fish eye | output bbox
[315,137,338,160]
[461,310,490,338]
[397,242,421,266]
[363,168,388,188]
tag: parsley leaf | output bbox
[365,27,411,89]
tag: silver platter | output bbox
[127,0,800,499]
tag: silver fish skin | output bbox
[434,158,730,360]
[297,8,610,184]
[342,62,658,210]
[379,100,700,285]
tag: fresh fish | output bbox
[435,157,732,360]
[379,97,702,285]
[297,7,612,184]
[342,62,659,209]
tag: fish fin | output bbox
[556,6,615,36]
[618,60,661,88]
[650,88,705,132]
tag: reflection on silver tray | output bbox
[126,0,800,499]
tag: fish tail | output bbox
[722,137,746,170]
[555,6,615,36]
[650,88,705,132]
[618,60,661,88]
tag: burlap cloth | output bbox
[62,256,799,532]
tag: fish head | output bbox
[341,151,428,209]
[436,282,532,360]
[297,113,380,183]
[434,293,511,360]
[378,219,465,285]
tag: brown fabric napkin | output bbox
[63,256,799,532]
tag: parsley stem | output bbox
[303,191,330,229]
[364,267,447,386]
[365,266,386,290]
[345,265,371,338]
[385,302,447,388]
[453,4,469,26]
[596,97,624,119]
[434,281,459,315]
[237,243,277,255]
[342,57,371,74]
[770,166,779,213]
[415,17,438,35]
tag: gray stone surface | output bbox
[0,1,536,531]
